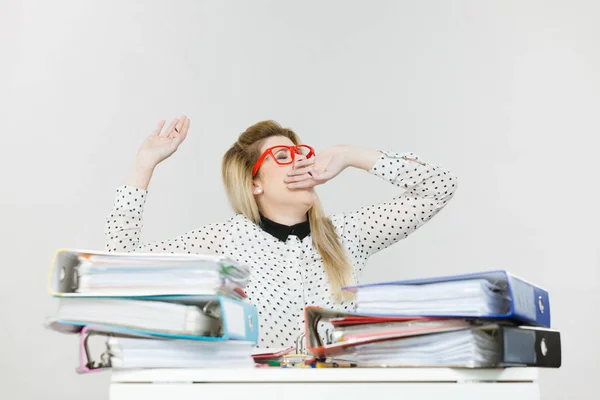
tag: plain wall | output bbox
[1,1,598,399]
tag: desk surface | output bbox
[111,367,538,383]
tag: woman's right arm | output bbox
[104,116,227,255]
[104,184,227,254]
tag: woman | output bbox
[105,115,458,348]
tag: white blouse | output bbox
[104,150,458,348]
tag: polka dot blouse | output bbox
[104,150,458,348]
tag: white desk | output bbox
[110,367,540,400]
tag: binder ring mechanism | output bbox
[59,265,78,292]
[77,326,144,373]
[78,329,112,373]
[295,333,306,355]
[538,296,544,314]
[278,333,314,366]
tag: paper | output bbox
[71,251,249,295]
[107,336,255,369]
[355,328,501,367]
[355,278,511,316]
[56,297,220,336]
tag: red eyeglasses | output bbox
[252,144,315,177]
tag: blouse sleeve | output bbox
[338,150,458,260]
[104,184,227,255]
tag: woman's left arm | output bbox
[344,146,458,257]
[287,145,458,258]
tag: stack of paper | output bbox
[354,327,501,367]
[329,318,471,344]
[304,270,561,368]
[354,278,510,316]
[55,297,222,336]
[107,337,256,369]
[46,249,259,372]
[74,252,249,298]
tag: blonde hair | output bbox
[222,120,354,301]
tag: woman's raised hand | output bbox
[126,115,189,190]
[135,115,190,170]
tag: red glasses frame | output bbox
[252,144,315,176]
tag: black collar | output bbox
[259,214,311,242]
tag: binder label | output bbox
[222,300,245,338]
[509,276,536,320]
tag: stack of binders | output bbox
[305,270,561,368]
[45,249,259,373]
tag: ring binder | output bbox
[77,325,159,373]
[47,294,259,343]
[77,326,117,373]
[343,270,551,328]
[45,248,259,373]
[47,248,250,298]
[76,325,257,373]
[304,306,473,358]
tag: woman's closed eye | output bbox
[275,151,291,161]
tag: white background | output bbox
[1,1,598,399]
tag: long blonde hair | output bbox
[222,120,354,301]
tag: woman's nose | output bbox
[293,153,307,167]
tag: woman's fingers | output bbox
[167,115,186,139]
[294,157,315,169]
[284,172,313,183]
[286,172,331,188]
[286,178,318,189]
[172,117,190,147]
[162,119,179,138]
[287,165,314,177]
[312,169,336,181]
[181,116,190,135]
[288,156,317,177]
[151,120,166,136]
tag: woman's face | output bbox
[252,135,316,211]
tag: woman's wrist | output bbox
[343,145,382,171]
[125,159,155,190]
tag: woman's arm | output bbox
[285,144,457,259]
[104,184,226,254]
[103,115,226,255]
[343,146,384,170]
[126,162,155,191]
[340,146,458,257]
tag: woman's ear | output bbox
[252,181,263,195]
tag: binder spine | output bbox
[508,275,551,327]
[219,296,259,344]
[500,326,561,368]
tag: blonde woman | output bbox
[105,115,458,348]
